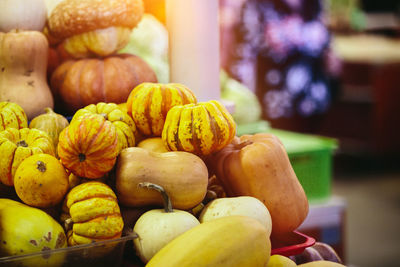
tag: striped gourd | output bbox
[126,83,197,136]
[162,100,236,156]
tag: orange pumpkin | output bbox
[71,102,138,151]
[206,133,309,237]
[50,53,157,115]
[57,113,119,179]
[0,128,55,186]
[126,83,197,136]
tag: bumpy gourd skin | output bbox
[0,127,55,186]
[162,100,236,156]
[62,26,132,58]
[0,102,28,131]
[127,83,197,137]
[57,113,119,179]
[72,102,138,151]
[0,199,67,267]
[61,182,124,246]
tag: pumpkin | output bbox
[57,114,119,179]
[146,216,271,267]
[71,102,138,151]
[0,102,28,131]
[0,128,55,186]
[61,181,124,246]
[162,100,236,156]
[126,83,197,136]
[133,182,200,263]
[0,0,47,32]
[207,133,309,237]
[61,27,132,58]
[47,0,144,58]
[14,153,69,208]
[50,54,157,115]
[199,196,272,236]
[29,108,69,158]
[0,31,54,120]
[115,147,208,210]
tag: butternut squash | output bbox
[207,133,309,237]
[0,31,54,120]
[115,147,208,210]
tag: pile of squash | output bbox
[0,1,346,267]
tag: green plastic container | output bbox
[237,121,337,202]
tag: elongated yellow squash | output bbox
[146,215,271,267]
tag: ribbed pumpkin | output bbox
[0,102,28,131]
[126,83,197,136]
[29,107,69,157]
[61,181,124,246]
[57,113,119,179]
[50,53,157,115]
[162,100,236,156]
[71,102,138,151]
[0,128,55,186]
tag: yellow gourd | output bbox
[14,153,69,208]
[0,101,28,131]
[0,198,67,267]
[61,181,124,246]
[0,127,55,186]
[146,215,271,267]
[162,100,236,156]
[29,107,69,158]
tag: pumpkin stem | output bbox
[78,153,86,162]
[17,140,28,147]
[235,140,253,150]
[44,107,55,114]
[36,161,47,172]
[138,182,173,213]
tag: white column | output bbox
[166,0,220,102]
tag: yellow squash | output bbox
[61,181,124,246]
[14,153,69,208]
[0,127,55,186]
[0,198,67,267]
[29,107,69,158]
[146,215,271,267]
[126,83,197,136]
[162,100,236,156]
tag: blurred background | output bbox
[138,0,400,266]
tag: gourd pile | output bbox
[0,1,346,267]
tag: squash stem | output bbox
[138,182,173,213]
[36,161,47,172]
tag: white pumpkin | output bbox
[0,0,47,32]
